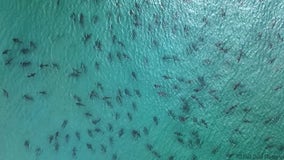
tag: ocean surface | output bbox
[0,0,284,160]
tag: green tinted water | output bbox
[0,0,284,160]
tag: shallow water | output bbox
[0,0,284,160]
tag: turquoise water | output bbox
[0,0,284,159]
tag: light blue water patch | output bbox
[0,0,284,160]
